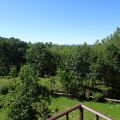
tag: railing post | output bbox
[48,104,113,120]
[79,106,83,120]
[66,113,69,120]
[96,114,99,120]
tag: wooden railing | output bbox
[48,104,113,120]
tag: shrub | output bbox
[0,85,9,95]
[7,65,51,120]
[0,104,3,109]
[9,66,17,78]
[94,92,105,102]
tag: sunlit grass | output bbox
[0,76,10,87]
[50,96,120,120]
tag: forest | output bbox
[0,28,120,120]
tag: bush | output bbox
[9,66,17,78]
[94,92,105,102]
[0,85,9,95]
[0,104,3,109]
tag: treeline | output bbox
[1,28,120,99]
[0,38,57,77]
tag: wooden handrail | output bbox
[81,105,112,120]
[48,104,81,120]
[48,104,113,120]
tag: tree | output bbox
[0,37,27,75]
[26,43,57,77]
[103,44,120,98]
[90,28,120,98]
[7,65,51,120]
[58,43,93,97]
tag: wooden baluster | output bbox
[79,106,83,120]
[66,113,69,120]
[96,114,99,120]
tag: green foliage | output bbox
[7,65,51,120]
[0,37,27,76]
[58,69,82,96]
[26,43,57,77]
[9,66,17,78]
[94,92,105,102]
[0,85,9,95]
[39,77,64,93]
[1,27,120,100]
[58,44,95,97]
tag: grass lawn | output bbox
[50,96,120,120]
[0,109,7,120]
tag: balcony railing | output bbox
[48,104,113,120]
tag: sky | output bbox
[0,0,120,45]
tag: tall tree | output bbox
[26,43,57,77]
[7,65,51,120]
[0,37,27,75]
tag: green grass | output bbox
[0,76,10,87]
[50,96,120,120]
[0,109,7,120]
